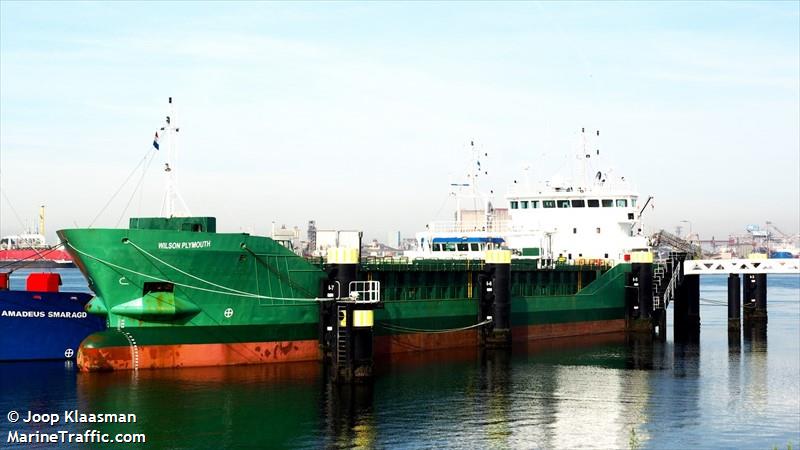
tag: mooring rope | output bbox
[89,148,156,227]
[65,242,331,303]
[377,318,493,334]
[699,297,728,306]
[125,239,262,297]
[0,243,67,270]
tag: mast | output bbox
[39,205,45,237]
[450,140,490,231]
[159,97,191,218]
[576,128,600,190]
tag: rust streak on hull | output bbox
[77,339,320,371]
[78,320,626,371]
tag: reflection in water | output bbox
[75,362,323,448]
[743,320,768,353]
[728,333,742,412]
[625,333,671,371]
[551,362,624,449]
[728,327,741,354]
[481,350,512,448]
[322,379,375,449]
[1,275,797,449]
[742,321,769,415]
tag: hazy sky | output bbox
[1,1,798,243]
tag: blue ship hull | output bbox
[0,290,106,361]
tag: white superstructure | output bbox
[0,233,47,250]
[409,131,652,264]
[0,205,48,250]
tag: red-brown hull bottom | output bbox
[513,319,626,342]
[78,319,626,371]
[78,339,321,372]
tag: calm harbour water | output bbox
[1,270,798,449]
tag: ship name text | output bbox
[157,240,212,250]
[1,310,88,319]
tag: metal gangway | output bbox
[651,230,702,258]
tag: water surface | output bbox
[1,272,798,448]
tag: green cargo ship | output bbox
[58,216,637,371]
[58,100,654,372]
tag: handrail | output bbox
[347,280,381,303]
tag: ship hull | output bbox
[0,249,74,268]
[59,225,632,372]
[76,321,627,371]
[72,290,629,371]
[0,290,105,361]
[78,336,320,371]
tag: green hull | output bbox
[58,217,631,370]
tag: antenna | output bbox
[596,129,600,156]
[576,128,588,188]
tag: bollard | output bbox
[626,251,654,335]
[742,274,757,322]
[753,274,767,322]
[727,273,741,332]
[684,274,700,330]
[326,247,375,384]
[482,250,511,348]
[633,262,653,320]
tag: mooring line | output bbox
[377,318,492,334]
[65,242,330,303]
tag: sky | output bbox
[1,1,798,244]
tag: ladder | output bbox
[652,263,665,309]
[336,305,348,364]
[652,252,686,310]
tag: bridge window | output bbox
[445,243,456,251]
[602,199,614,207]
[510,201,519,209]
[587,199,599,207]
[457,243,469,251]
[616,199,628,207]
[181,223,204,232]
[571,199,585,208]
[557,200,570,208]
[520,200,529,209]
[433,243,442,251]
[543,200,556,208]
[470,243,480,251]
[531,200,539,208]
[631,198,637,208]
